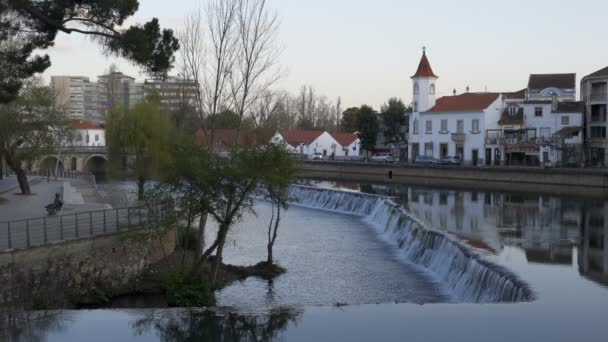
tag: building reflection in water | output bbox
[316,181,607,288]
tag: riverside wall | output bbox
[297,161,608,198]
[0,226,176,309]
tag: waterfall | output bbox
[289,185,535,303]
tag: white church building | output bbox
[407,50,504,165]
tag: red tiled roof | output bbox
[425,93,500,113]
[411,51,438,78]
[68,121,102,130]
[279,130,324,147]
[195,129,260,149]
[330,133,359,146]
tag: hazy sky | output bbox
[42,0,608,109]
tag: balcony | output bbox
[590,93,606,103]
[451,133,465,143]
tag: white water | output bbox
[289,186,534,303]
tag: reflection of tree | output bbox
[132,308,302,341]
[0,311,70,342]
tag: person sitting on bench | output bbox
[45,193,63,216]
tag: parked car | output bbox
[414,155,439,165]
[312,152,324,161]
[440,155,463,165]
[370,152,396,163]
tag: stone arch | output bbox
[83,155,108,177]
[39,156,63,175]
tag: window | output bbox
[457,120,464,133]
[413,119,419,134]
[424,142,433,156]
[78,134,83,142]
[441,119,448,132]
[86,134,90,143]
[414,83,419,94]
[591,126,607,138]
[413,101,418,112]
[561,116,569,125]
[425,120,432,134]
[539,128,551,138]
[439,192,448,205]
[95,134,99,142]
[535,107,543,117]
[430,83,436,94]
[508,106,518,115]
[472,119,480,133]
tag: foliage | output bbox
[177,225,198,251]
[161,271,216,307]
[209,110,241,129]
[357,105,379,155]
[341,107,360,133]
[380,98,410,145]
[0,78,71,194]
[105,95,173,200]
[0,0,179,103]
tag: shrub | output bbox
[177,225,198,251]
[162,271,215,307]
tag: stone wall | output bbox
[298,161,608,198]
[0,226,176,309]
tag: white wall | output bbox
[272,132,360,159]
[70,128,106,147]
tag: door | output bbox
[440,143,448,158]
[412,143,419,161]
[472,149,479,166]
[485,148,492,166]
[456,144,464,160]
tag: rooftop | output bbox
[68,121,103,130]
[411,50,438,79]
[528,74,576,90]
[584,66,608,79]
[330,132,359,146]
[279,130,324,147]
[425,93,500,113]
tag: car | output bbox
[414,155,439,165]
[312,152,324,161]
[370,152,396,163]
[440,155,463,165]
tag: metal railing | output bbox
[0,206,170,252]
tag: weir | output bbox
[289,186,535,303]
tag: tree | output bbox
[0,78,71,194]
[0,0,179,103]
[261,143,296,266]
[209,110,241,129]
[358,105,378,158]
[105,95,172,201]
[341,107,360,133]
[380,98,410,155]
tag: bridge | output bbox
[34,146,108,175]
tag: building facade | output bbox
[144,77,199,113]
[581,66,608,167]
[272,130,360,159]
[51,76,100,122]
[407,50,503,165]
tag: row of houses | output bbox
[407,50,608,167]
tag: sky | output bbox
[41,0,608,109]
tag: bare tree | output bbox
[230,0,283,129]
[177,10,206,124]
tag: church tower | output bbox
[411,48,438,113]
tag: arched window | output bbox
[414,83,419,95]
[430,83,436,94]
[413,101,418,112]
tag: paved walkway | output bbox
[0,179,63,221]
[0,176,41,195]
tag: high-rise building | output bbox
[97,72,144,118]
[50,76,100,122]
[144,77,199,113]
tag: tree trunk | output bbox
[267,206,281,265]
[15,168,30,195]
[137,176,145,201]
[211,229,227,285]
[196,212,208,258]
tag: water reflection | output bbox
[131,308,302,342]
[299,179,608,289]
[0,311,70,342]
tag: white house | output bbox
[68,121,105,147]
[407,49,503,165]
[272,130,360,159]
[581,66,608,167]
[489,74,584,166]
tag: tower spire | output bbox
[411,48,438,79]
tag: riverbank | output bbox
[297,161,608,198]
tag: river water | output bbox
[4,178,608,341]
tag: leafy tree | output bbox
[0,78,71,194]
[0,0,179,103]
[152,139,296,285]
[340,107,360,133]
[358,105,379,158]
[105,95,172,201]
[380,97,410,151]
[209,110,241,130]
